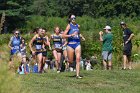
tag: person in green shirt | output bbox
[99,26,113,70]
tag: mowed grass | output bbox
[20,69,140,93]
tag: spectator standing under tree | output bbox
[120,22,134,70]
[99,26,113,70]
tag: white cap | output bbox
[120,21,125,25]
[71,15,76,18]
[104,25,111,30]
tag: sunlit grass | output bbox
[20,70,140,93]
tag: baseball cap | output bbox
[120,21,126,25]
[71,15,76,20]
[71,15,76,19]
[103,25,111,30]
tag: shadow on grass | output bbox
[66,74,84,78]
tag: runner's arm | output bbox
[99,31,103,41]
[44,36,49,46]
[125,33,134,44]
[44,36,52,50]
[29,35,36,53]
[8,37,13,49]
[62,39,68,47]
[62,24,75,38]
[127,33,134,41]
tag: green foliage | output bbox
[13,0,140,17]
[0,0,32,16]
[2,0,140,32]
[0,34,11,45]
[25,16,67,32]
[1,16,140,64]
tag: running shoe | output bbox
[76,76,83,79]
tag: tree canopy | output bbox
[1,0,140,17]
[1,0,140,32]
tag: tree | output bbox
[0,12,5,33]
[0,0,33,32]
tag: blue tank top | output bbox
[11,36,21,50]
[52,34,62,49]
[68,23,80,43]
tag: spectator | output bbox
[120,22,134,70]
[90,54,98,69]
[99,26,113,70]
[85,57,92,71]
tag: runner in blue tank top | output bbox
[8,30,21,69]
[63,14,84,79]
[8,30,21,56]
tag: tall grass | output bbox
[0,62,24,93]
[0,45,31,93]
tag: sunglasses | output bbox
[71,17,76,20]
[15,33,19,35]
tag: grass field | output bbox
[0,43,140,93]
[20,69,140,93]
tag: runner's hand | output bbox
[43,49,46,51]
[72,32,78,36]
[32,51,36,55]
[81,38,85,41]
[49,47,52,50]
[11,47,13,50]
[59,47,62,50]
[125,40,129,44]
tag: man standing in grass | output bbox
[99,26,113,70]
[120,22,134,70]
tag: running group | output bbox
[8,14,134,79]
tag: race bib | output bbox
[35,45,42,50]
[13,46,20,50]
[54,44,61,49]
[72,35,80,39]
